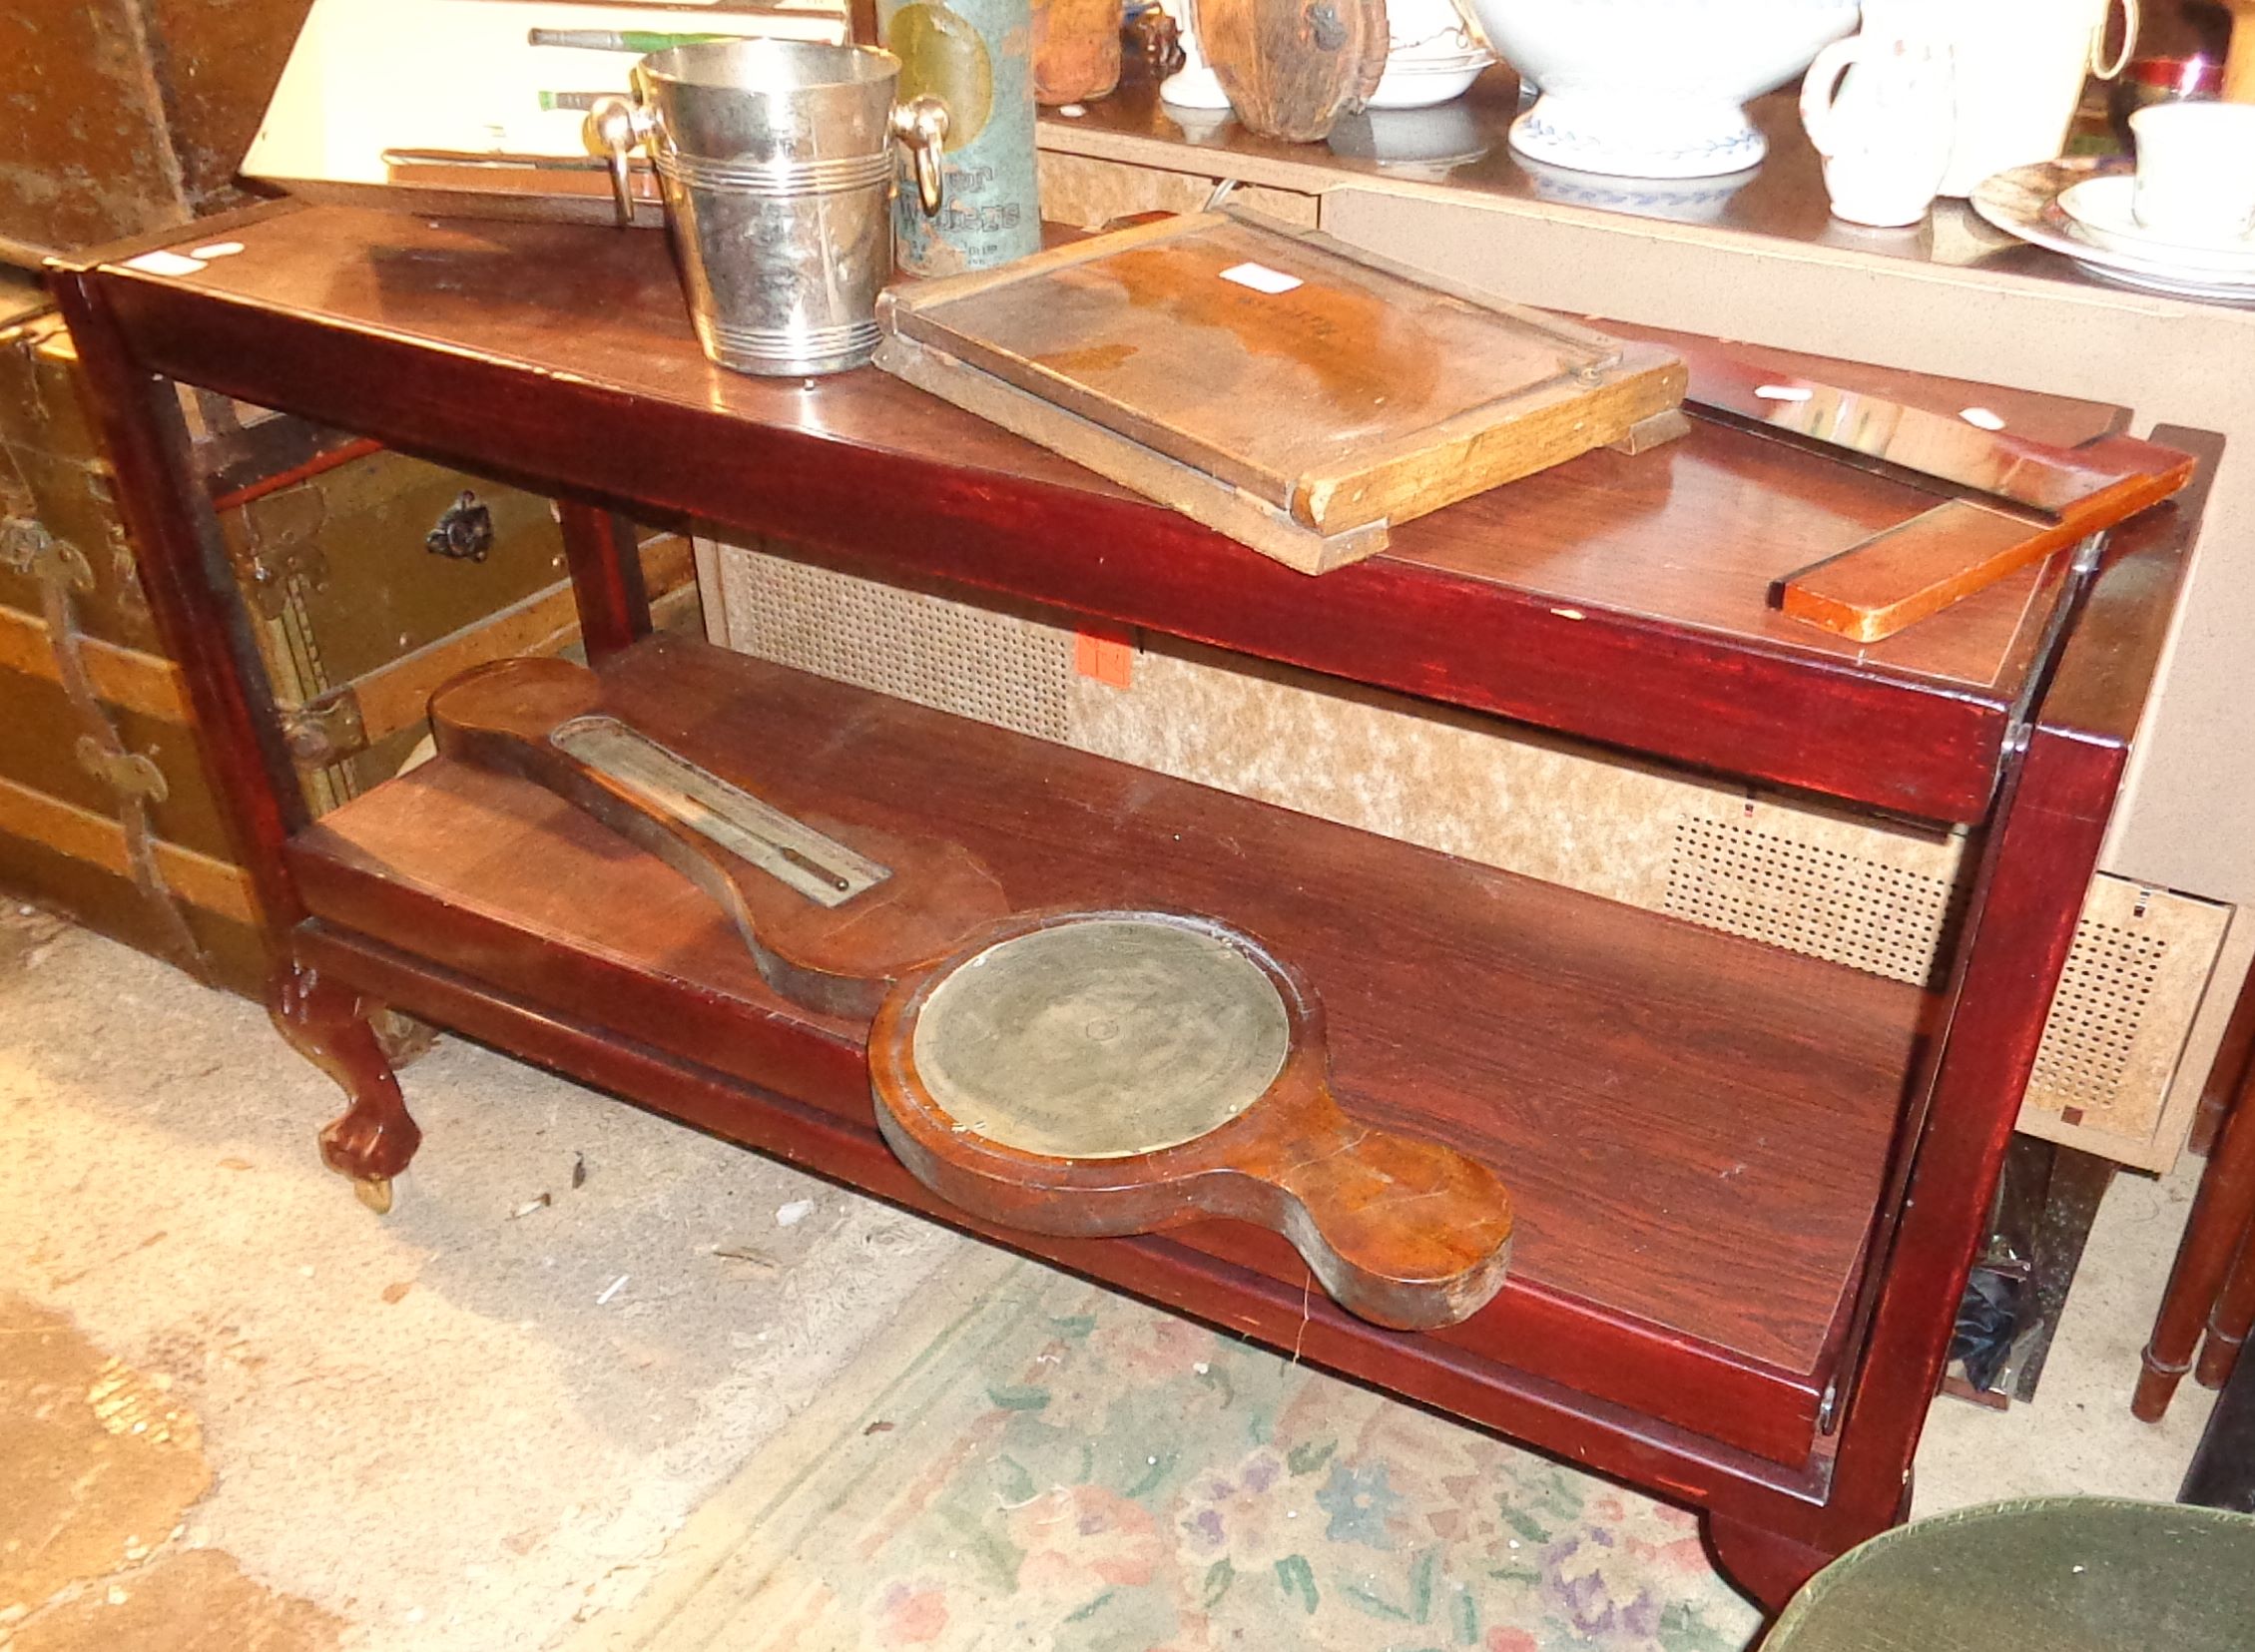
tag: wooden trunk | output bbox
[0,0,309,254]
[0,297,694,995]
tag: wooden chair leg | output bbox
[2195,1229,2255,1390]
[270,957,421,1213]
[2135,1062,2255,1420]
[2191,962,2255,1158]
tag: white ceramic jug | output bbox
[1801,14,1956,225]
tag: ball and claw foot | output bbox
[270,960,423,1212]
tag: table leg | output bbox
[1701,713,2119,1607]
[272,957,421,1214]
[1806,464,2213,1568]
[50,268,421,1210]
[558,500,650,664]
[1706,1515,1836,1613]
[2136,1059,2255,1419]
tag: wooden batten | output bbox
[0,601,189,721]
[340,576,587,752]
[0,771,259,925]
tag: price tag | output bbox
[123,250,207,276]
[1218,262,1303,295]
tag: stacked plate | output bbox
[1371,0,1498,110]
[2053,175,2255,299]
[1972,160,2255,304]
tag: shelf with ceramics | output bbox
[1035,19,2253,299]
[1152,0,1858,171]
[1042,63,1847,232]
[1472,0,1860,177]
[1151,0,1497,122]
[1792,1,2255,303]
[1973,146,2255,302]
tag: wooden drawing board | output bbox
[876,211,1688,573]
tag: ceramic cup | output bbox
[1936,0,2137,197]
[1800,13,1956,226]
[2130,102,2255,241]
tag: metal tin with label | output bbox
[879,0,1042,275]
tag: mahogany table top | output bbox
[85,203,2135,822]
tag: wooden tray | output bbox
[875,211,1689,574]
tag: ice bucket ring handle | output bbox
[891,97,950,220]
[584,98,653,229]
[583,94,949,230]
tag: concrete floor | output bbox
[0,906,969,1649]
[0,901,2223,1648]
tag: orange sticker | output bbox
[1073,629,1134,688]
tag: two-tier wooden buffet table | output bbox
[50,201,2215,1612]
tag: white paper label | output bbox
[191,241,247,260]
[1218,262,1303,295]
[123,250,208,276]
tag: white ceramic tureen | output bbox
[1467,0,1861,177]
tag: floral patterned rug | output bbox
[571,1250,1762,1652]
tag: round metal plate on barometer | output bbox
[872,909,1516,1332]
[908,915,1292,1159]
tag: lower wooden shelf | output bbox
[286,635,1927,1469]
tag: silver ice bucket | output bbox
[588,40,946,376]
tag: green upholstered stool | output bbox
[1763,1496,2255,1651]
